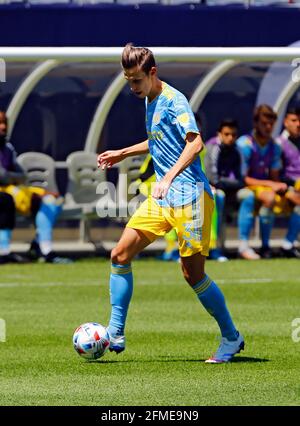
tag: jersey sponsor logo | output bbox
[177,112,190,126]
[153,112,161,125]
[147,130,163,141]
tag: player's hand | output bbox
[271,182,288,194]
[97,150,123,170]
[152,178,172,200]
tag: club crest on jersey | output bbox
[153,112,161,125]
[177,112,190,126]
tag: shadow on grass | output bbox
[230,356,269,363]
[88,356,269,364]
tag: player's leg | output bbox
[108,227,153,352]
[108,196,170,353]
[177,192,244,362]
[281,190,300,258]
[257,189,276,258]
[237,188,259,259]
[0,192,25,264]
[33,193,71,263]
[0,192,14,258]
[181,252,243,362]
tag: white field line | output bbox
[1,277,300,288]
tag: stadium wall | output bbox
[0,4,300,47]
[1,4,300,195]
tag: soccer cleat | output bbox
[259,246,273,259]
[27,239,41,260]
[0,252,29,264]
[39,251,73,264]
[205,332,245,364]
[239,247,260,260]
[107,332,126,354]
[280,246,300,259]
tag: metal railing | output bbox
[1,46,300,154]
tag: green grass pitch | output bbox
[0,258,299,406]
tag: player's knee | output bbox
[237,188,254,202]
[260,192,275,208]
[111,246,131,265]
[181,264,205,286]
[293,205,300,215]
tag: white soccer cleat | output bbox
[205,332,245,363]
[107,332,126,354]
[239,248,260,260]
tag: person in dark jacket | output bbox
[205,119,253,260]
[0,111,71,264]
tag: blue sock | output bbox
[238,193,255,240]
[108,263,133,337]
[35,197,62,243]
[286,210,300,243]
[0,229,12,253]
[192,275,238,341]
[259,207,274,248]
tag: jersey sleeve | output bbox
[236,136,252,176]
[271,143,282,170]
[169,95,199,140]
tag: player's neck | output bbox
[147,78,163,103]
[253,130,271,147]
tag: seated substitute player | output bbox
[98,43,244,363]
[0,110,72,264]
[276,106,300,258]
[237,104,300,259]
[205,118,254,261]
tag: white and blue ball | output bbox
[73,322,110,360]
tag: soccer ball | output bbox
[73,322,110,360]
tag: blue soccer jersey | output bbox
[146,82,212,207]
[237,134,282,179]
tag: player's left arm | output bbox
[152,132,203,199]
[0,145,26,185]
[269,144,287,193]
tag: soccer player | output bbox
[205,118,253,261]
[276,106,300,258]
[0,110,71,264]
[98,43,244,363]
[237,104,300,259]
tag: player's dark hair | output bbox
[285,106,300,116]
[121,43,156,74]
[253,104,277,123]
[218,118,238,132]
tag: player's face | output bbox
[218,126,237,146]
[123,66,154,99]
[255,116,276,139]
[284,113,300,138]
[0,112,7,138]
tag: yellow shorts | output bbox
[0,185,46,215]
[247,185,293,215]
[127,191,214,257]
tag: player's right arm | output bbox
[97,139,149,170]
